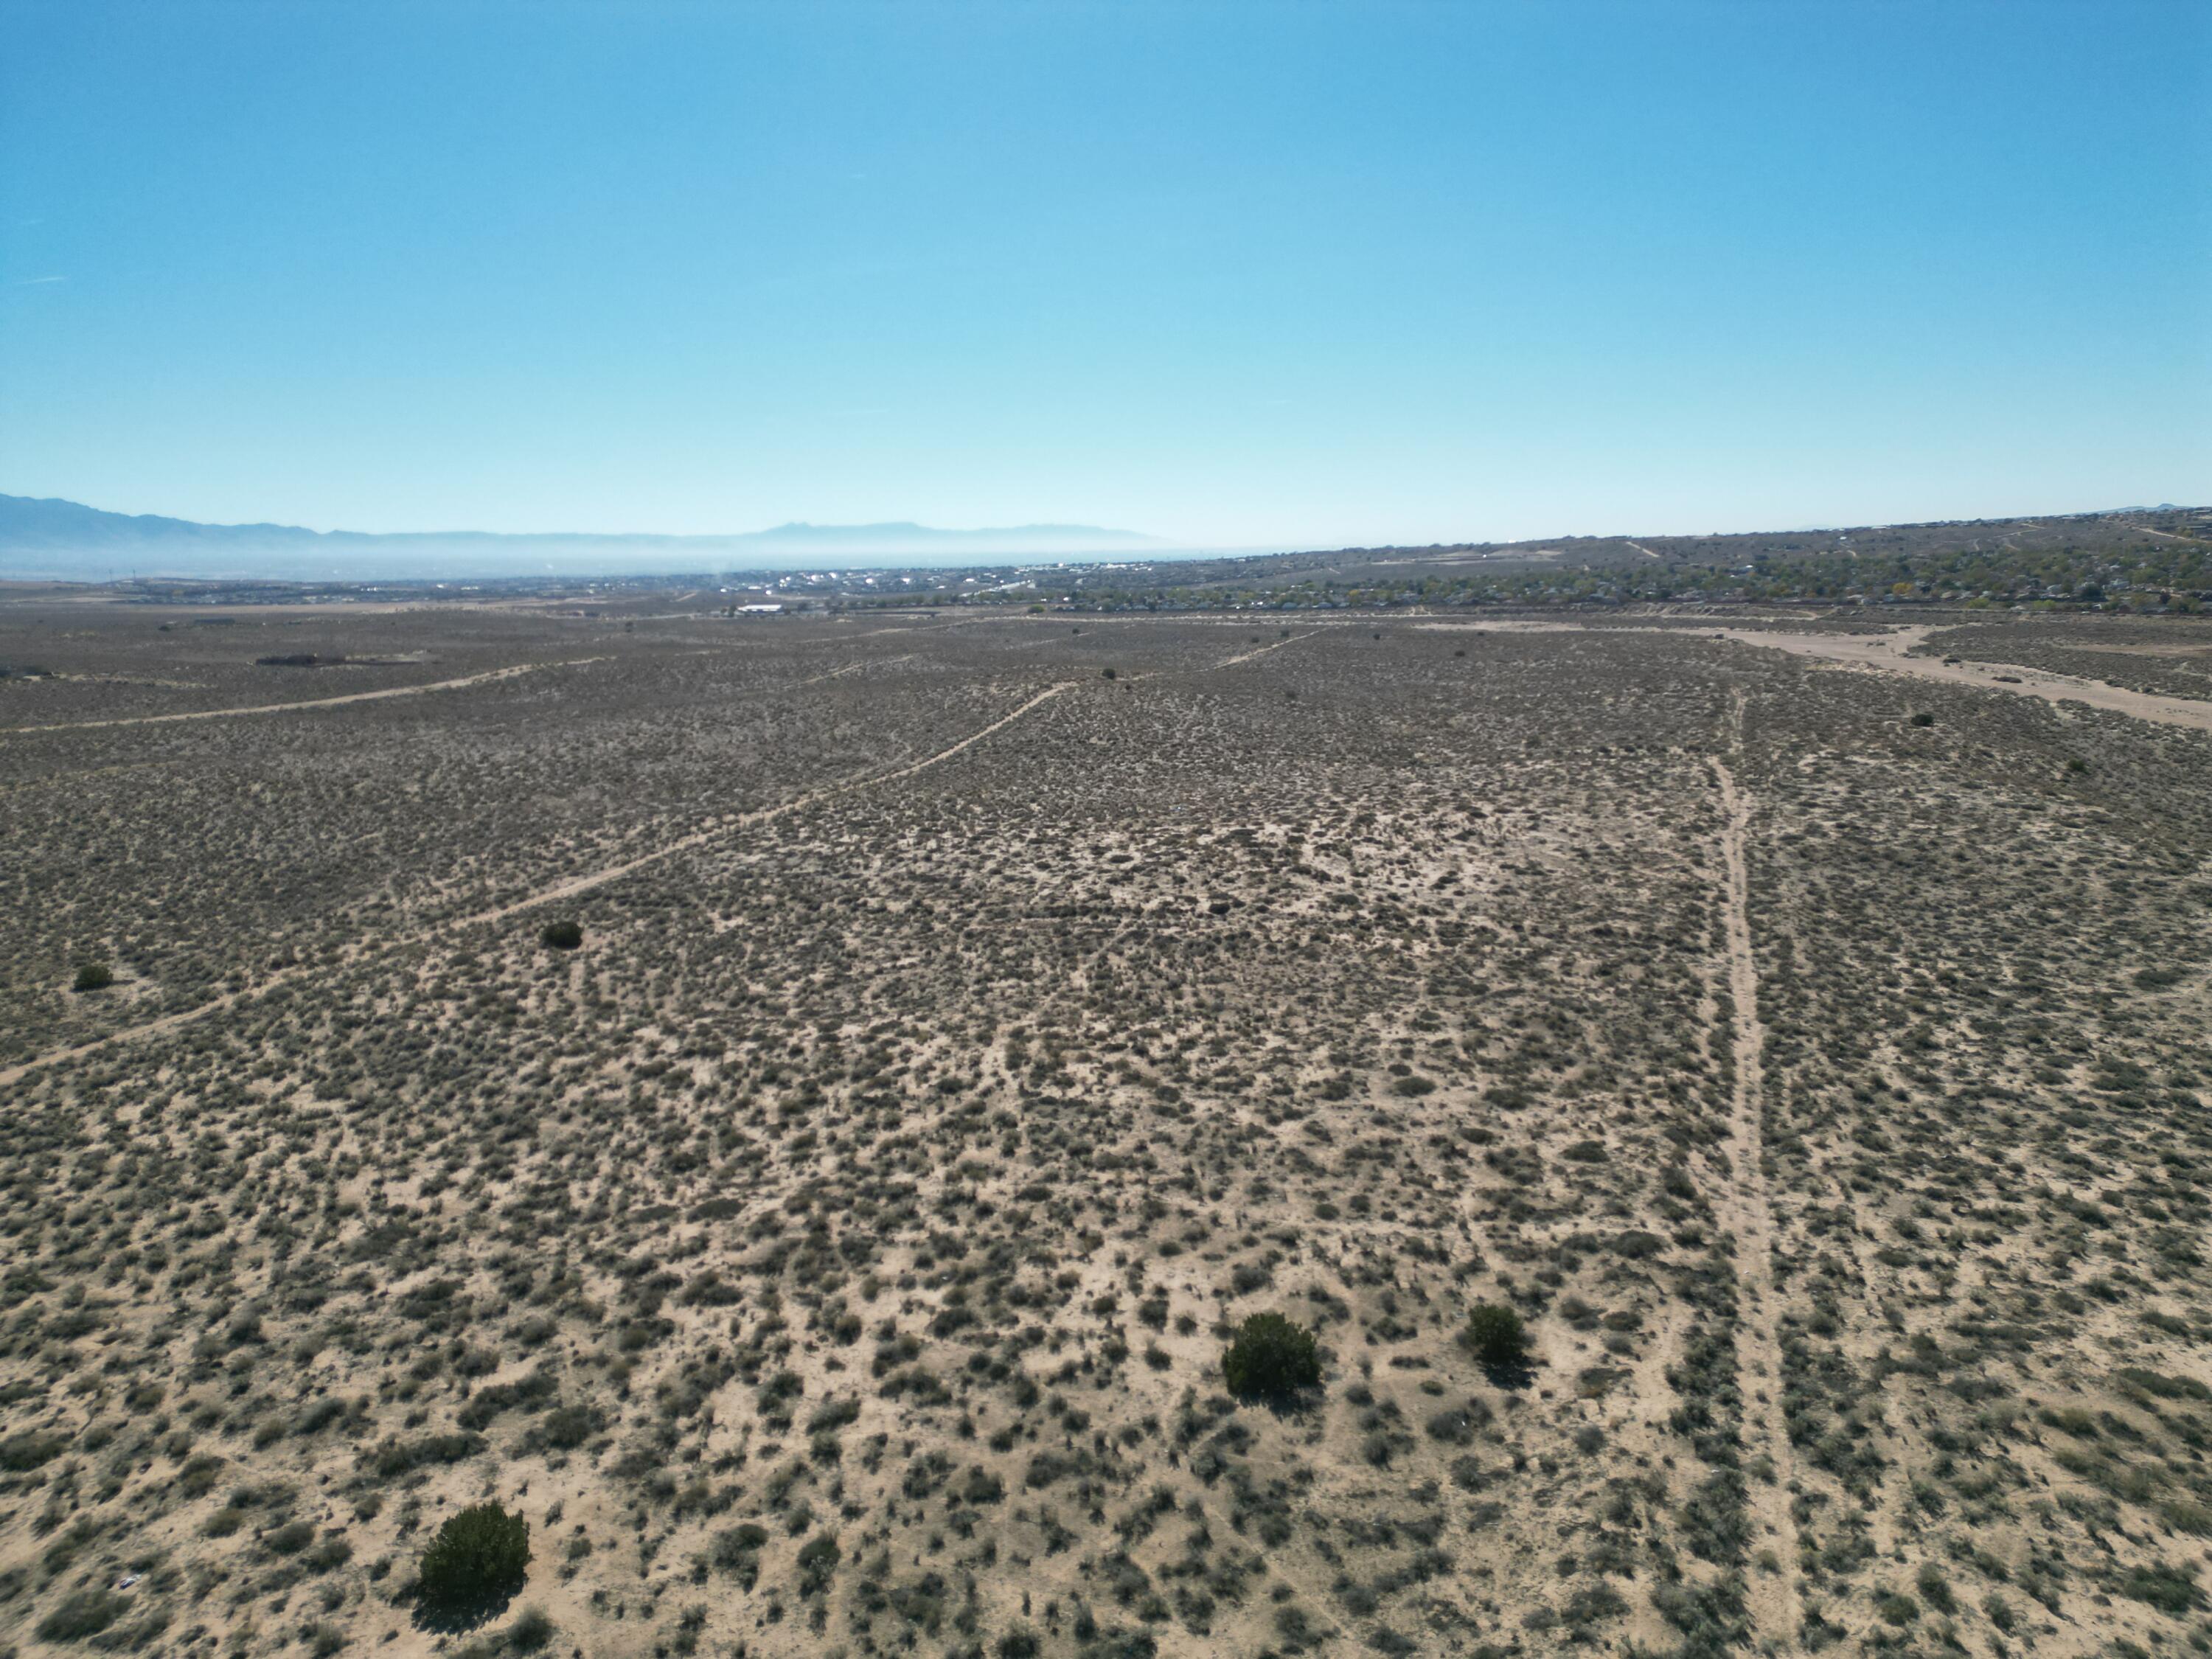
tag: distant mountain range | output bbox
[0,494,1161,580]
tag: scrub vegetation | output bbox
[1,590,2209,1657]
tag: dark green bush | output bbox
[417,1502,530,1613]
[72,961,114,992]
[797,1531,841,1595]
[1221,1312,1321,1399]
[1910,712,1935,728]
[1461,1303,1530,1368]
[506,1606,554,1651]
[540,919,583,951]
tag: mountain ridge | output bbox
[0,494,1161,579]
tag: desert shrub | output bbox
[1424,1405,1481,1445]
[1563,1582,1629,1624]
[0,1430,68,1471]
[709,1522,767,1590]
[506,1606,554,1650]
[1221,1312,1321,1399]
[265,1518,316,1555]
[364,1430,483,1478]
[2162,1498,2212,1536]
[72,961,114,992]
[531,1403,602,1451]
[1914,1562,1955,1614]
[1910,712,1934,728]
[1461,1303,1530,1368]
[37,1587,126,1641]
[797,1532,841,1595]
[1610,1228,1666,1259]
[2118,1562,2202,1615]
[417,1502,531,1614]
[304,1535,354,1573]
[540,920,583,951]
[457,1368,560,1430]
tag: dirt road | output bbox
[1705,625,2212,732]
[1710,745,1801,1646]
[0,681,1074,1088]
[1441,619,2212,734]
[1,657,611,735]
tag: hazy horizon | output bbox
[9,487,2204,589]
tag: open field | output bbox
[4,602,2211,1659]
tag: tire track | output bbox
[0,657,612,736]
[0,681,1073,1089]
[1709,728,1802,1647]
[792,653,916,687]
[1212,630,1313,669]
[1419,619,2212,734]
[465,680,1070,928]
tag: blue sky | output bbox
[3,0,2206,548]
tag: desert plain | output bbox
[2,598,2211,1659]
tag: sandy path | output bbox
[465,681,1071,929]
[1710,740,1802,1644]
[1211,630,1313,668]
[0,681,1074,1089]
[792,654,916,686]
[0,656,612,735]
[1444,620,2212,734]
[1,655,908,782]
[1704,626,2212,731]
[1624,541,1663,560]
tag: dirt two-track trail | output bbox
[1,627,1310,1089]
[1425,618,2212,735]
[0,681,1074,1091]
[1,622,1325,1088]
[0,656,613,735]
[1711,709,1803,1648]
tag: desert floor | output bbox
[3,603,2210,1659]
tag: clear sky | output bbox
[3,0,2207,549]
